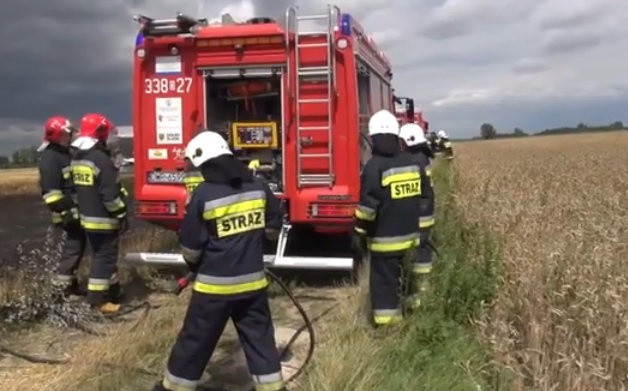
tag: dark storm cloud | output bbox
[0,1,137,125]
[541,32,603,54]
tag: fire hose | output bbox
[174,268,316,386]
[1,270,318,386]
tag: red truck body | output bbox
[128,6,396,270]
[394,96,429,133]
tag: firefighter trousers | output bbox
[85,231,120,306]
[54,222,87,288]
[407,227,434,310]
[370,253,404,326]
[416,227,433,272]
[159,290,284,391]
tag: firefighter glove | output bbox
[60,208,79,229]
[184,259,199,273]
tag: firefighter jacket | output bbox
[408,151,435,229]
[179,178,283,298]
[354,151,422,255]
[183,169,204,195]
[71,144,128,232]
[439,137,452,151]
[38,144,78,225]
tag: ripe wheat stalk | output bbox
[453,132,628,390]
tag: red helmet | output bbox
[37,116,75,151]
[79,113,116,142]
[44,116,75,142]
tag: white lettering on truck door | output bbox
[145,77,192,94]
[155,97,183,145]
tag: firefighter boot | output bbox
[95,302,121,315]
[151,382,169,391]
[65,279,86,298]
[52,277,85,299]
[406,274,431,312]
[108,281,124,304]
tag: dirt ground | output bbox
[0,194,51,267]
[0,194,148,268]
[0,192,353,390]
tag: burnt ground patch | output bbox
[0,194,51,268]
[0,193,150,268]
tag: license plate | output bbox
[147,171,185,184]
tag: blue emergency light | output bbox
[135,31,144,47]
[340,14,351,35]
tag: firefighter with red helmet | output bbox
[154,130,285,391]
[353,109,421,327]
[70,113,128,314]
[399,123,435,309]
[37,116,87,295]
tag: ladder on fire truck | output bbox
[286,5,340,188]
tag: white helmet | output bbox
[368,109,399,136]
[437,129,448,138]
[184,130,233,168]
[399,123,426,147]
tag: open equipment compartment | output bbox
[204,70,284,194]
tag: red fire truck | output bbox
[394,96,429,133]
[125,5,396,271]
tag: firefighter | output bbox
[70,113,128,314]
[37,116,87,295]
[428,131,439,155]
[399,123,435,309]
[353,109,421,327]
[437,129,454,159]
[182,158,204,205]
[154,130,286,391]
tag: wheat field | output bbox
[453,132,628,390]
[0,167,40,196]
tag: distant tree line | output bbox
[0,146,38,168]
[477,121,625,140]
[0,138,133,169]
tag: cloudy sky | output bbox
[1,0,627,154]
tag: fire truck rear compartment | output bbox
[205,76,284,193]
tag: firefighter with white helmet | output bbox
[399,123,435,309]
[154,130,286,391]
[353,109,421,327]
[70,113,128,314]
[437,129,454,159]
[182,127,207,205]
[37,116,87,296]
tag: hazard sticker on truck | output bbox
[155,97,183,145]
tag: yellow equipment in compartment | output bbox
[231,121,278,149]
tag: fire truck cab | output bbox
[394,95,429,132]
[126,5,396,271]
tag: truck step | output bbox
[297,43,329,48]
[298,98,329,104]
[123,252,352,270]
[298,126,330,131]
[297,14,327,21]
[299,153,331,158]
[298,174,334,185]
[298,67,330,77]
